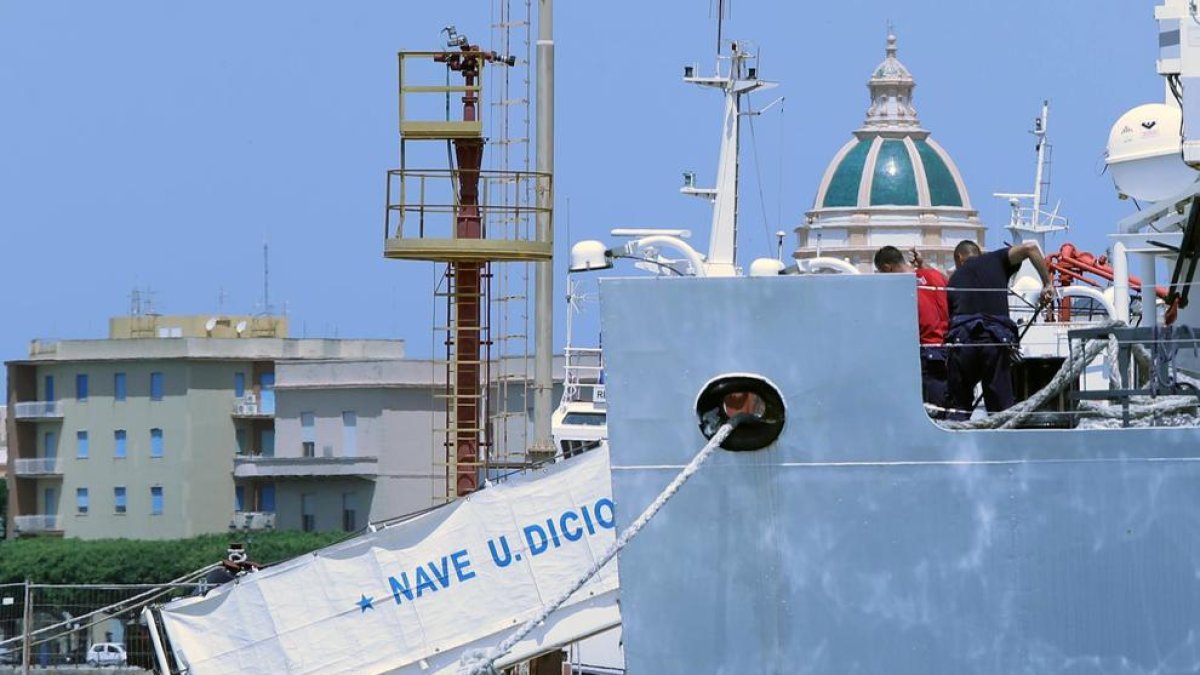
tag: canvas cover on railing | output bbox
[158,448,619,675]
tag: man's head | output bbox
[873,246,910,273]
[953,240,982,268]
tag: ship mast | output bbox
[680,41,777,276]
[995,100,1068,249]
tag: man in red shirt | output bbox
[874,246,949,408]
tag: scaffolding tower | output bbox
[385,31,550,500]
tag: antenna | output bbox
[716,0,726,56]
[261,239,273,316]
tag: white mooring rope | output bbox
[458,419,743,675]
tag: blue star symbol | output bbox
[357,594,375,613]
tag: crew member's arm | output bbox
[1007,242,1056,305]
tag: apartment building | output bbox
[6,315,565,540]
[5,315,404,540]
[257,357,565,532]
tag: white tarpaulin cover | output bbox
[159,448,619,675]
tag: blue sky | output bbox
[0,0,1164,384]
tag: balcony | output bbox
[232,394,274,418]
[13,400,64,420]
[233,455,379,479]
[230,511,276,532]
[14,515,63,533]
[13,457,64,476]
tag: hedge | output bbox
[0,531,346,585]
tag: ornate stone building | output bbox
[795,34,985,270]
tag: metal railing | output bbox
[13,400,64,419]
[0,580,207,671]
[13,515,63,532]
[385,168,551,241]
[231,394,273,417]
[229,511,276,531]
[13,457,63,476]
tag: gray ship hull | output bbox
[602,274,1200,674]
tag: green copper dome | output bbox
[822,140,871,208]
[869,140,919,206]
[816,136,968,210]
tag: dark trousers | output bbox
[920,346,947,408]
[946,343,1014,419]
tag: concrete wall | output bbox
[274,386,442,524]
[273,478,375,532]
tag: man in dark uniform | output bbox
[945,240,1054,419]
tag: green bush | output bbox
[0,531,346,585]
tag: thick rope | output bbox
[941,320,1122,430]
[1078,395,1199,419]
[458,419,743,675]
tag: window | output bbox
[342,411,357,456]
[234,372,246,399]
[235,485,245,511]
[259,372,276,414]
[44,431,58,459]
[150,487,163,515]
[150,372,164,401]
[76,488,89,514]
[301,493,316,532]
[235,428,247,455]
[260,428,275,457]
[301,411,316,457]
[114,430,127,459]
[76,374,88,401]
[43,487,57,517]
[76,431,89,459]
[259,484,276,512]
[114,487,126,514]
[114,373,126,401]
[342,493,358,532]
[150,428,163,458]
[44,375,55,402]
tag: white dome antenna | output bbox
[1107,103,1199,203]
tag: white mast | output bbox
[995,100,1068,248]
[680,43,777,277]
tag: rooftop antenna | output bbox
[130,286,158,316]
[261,238,273,316]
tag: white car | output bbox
[85,643,127,667]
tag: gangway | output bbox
[151,449,620,675]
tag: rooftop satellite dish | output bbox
[204,317,218,333]
[1107,103,1199,202]
[235,321,247,335]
